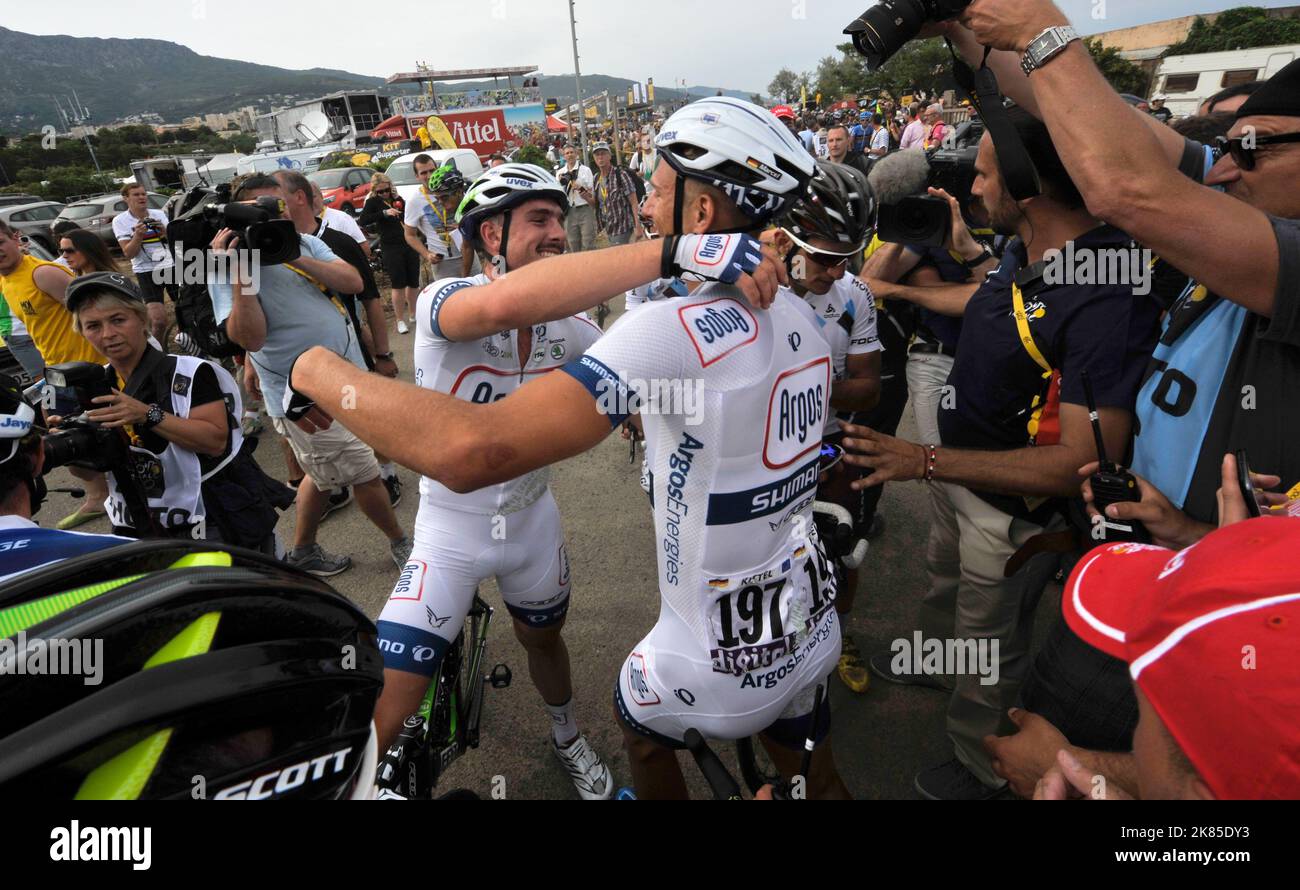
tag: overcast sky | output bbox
[8,0,1297,93]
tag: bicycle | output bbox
[373,595,513,800]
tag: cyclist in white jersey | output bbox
[769,160,883,693]
[288,97,852,799]
[380,164,610,799]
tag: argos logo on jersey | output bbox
[763,357,829,469]
[679,299,758,367]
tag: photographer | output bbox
[113,183,175,345]
[558,144,597,252]
[840,107,1163,799]
[57,272,289,548]
[208,174,410,576]
[0,373,131,583]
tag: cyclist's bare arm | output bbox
[434,239,786,342]
[293,346,611,490]
[831,351,881,413]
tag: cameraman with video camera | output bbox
[0,373,133,583]
[208,174,411,577]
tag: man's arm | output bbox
[32,265,71,307]
[224,278,267,352]
[956,2,1281,314]
[843,403,1132,498]
[864,276,979,317]
[830,351,881,413]
[403,222,433,262]
[292,255,363,296]
[861,242,924,282]
[292,346,610,492]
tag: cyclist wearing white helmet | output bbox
[289,98,851,799]
[374,162,612,799]
[770,160,883,694]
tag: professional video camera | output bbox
[843,0,972,70]
[869,119,984,247]
[41,362,153,533]
[166,185,299,266]
[202,195,300,265]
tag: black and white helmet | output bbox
[0,373,37,468]
[456,163,568,247]
[782,160,877,255]
[655,96,816,229]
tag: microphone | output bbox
[867,148,931,206]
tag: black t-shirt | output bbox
[119,352,230,476]
[909,245,970,351]
[938,225,1162,514]
[359,194,409,247]
[315,224,380,369]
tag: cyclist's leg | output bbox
[373,506,493,750]
[496,493,574,717]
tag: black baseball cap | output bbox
[1236,58,1300,120]
[65,271,145,315]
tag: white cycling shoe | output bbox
[553,734,614,800]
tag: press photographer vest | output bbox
[103,354,244,534]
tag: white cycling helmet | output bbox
[0,373,37,466]
[456,163,569,253]
[655,96,816,233]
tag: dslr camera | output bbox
[41,362,154,532]
[201,195,300,265]
[844,0,972,70]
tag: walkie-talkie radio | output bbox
[1081,371,1149,543]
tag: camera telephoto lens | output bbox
[844,0,931,71]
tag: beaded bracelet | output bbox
[923,444,938,483]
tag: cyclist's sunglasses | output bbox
[1215,131,1300,171]
[782,228,862,269]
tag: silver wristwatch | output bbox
[1021,25,1079,76]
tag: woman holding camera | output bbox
[61,271,289,548]
[359,172,419,334]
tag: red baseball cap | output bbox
[770,105,797,121]
[1062,519,1300,799]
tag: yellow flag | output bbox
[800,84,808,107]
[423,116,457,150]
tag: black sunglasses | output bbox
[1215,132,1300,171]
[59,247,78,255]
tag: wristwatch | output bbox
[141,403,165,430]
[1021,25,1079,76]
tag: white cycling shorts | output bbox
[615,604,840,750]
[376,490,571,676]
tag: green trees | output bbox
[1168,8,1300,55]
[1084,37,1151,97]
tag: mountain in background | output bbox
[0,26,762,133]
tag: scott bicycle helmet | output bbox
[456,163,568,267]
[655,96,815,234]
[0,541,384,800]
[781,160,877,256]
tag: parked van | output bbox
[1153,44,1300,118]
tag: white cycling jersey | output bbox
[781,274,882,435]
[562,283,838,675]
[414,274,603,514]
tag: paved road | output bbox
[45,295,1061,800]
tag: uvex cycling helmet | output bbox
[781,160,877,258]
[428,163,467,195]
[655,96,815,235]
[456,163,568,268]
[0,541,384,800]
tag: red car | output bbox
[307,167,374,216]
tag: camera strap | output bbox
[946,42,1042,201]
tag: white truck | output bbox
[1153,44,1299,118]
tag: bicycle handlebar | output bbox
[683,729,743,800]
[811,500,868,569]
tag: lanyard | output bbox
[421,189,452,235]
[284,263,348,317]
[1011,283,1051,374]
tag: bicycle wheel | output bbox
[735,736,783,796]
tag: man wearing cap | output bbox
[592,142,644,249]
[1148,95,1172,124]
[1033,516,1298,799]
